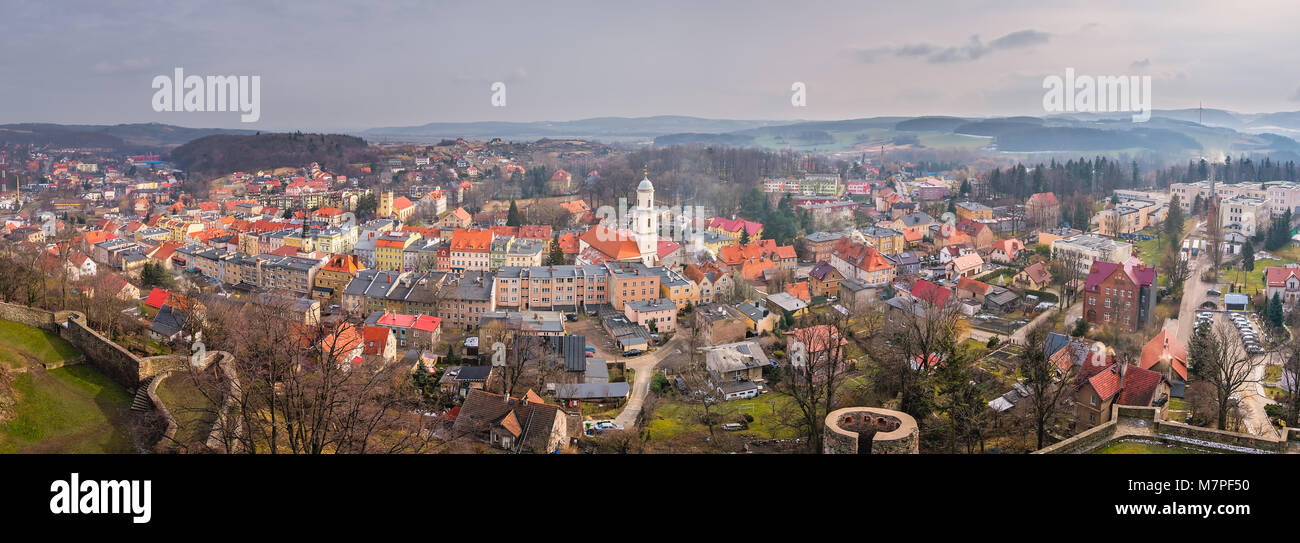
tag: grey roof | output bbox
[805,231,844,243]
[560,335,586,372]
[584,358,609,382]
[451,365,492,382]
[736,300,770,321]
[625,298,675,313]
[705,340,770,374]
[1043,332,1071,358]
[718,380,759,395]
[151,304,185,337]
[899,211,930,227]
[887,251,921,266]
[985,287,1019,305]
[766,292,808,312]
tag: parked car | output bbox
[623,349,644,357]
[1208,289,1222,297]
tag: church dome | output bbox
[638,175,654,192]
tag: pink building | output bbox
[623,298,677,334]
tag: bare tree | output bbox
[186,295,438,454]
[770,309,859,452]
[1018,327,1078,449]
[1279,333,1300,426]
[864,294,963,421]
[480,321,550,398]
[1190,321,1256,430]
[1205,215,1224,282]
[674,317,724,446]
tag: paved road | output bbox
[612,336,684,429]
[1169,240,1276,437]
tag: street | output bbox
[565,314,683,429]
[1168,223,1277,437]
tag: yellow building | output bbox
[374,231,421,272]
[313,254,364,306]
[860,227,905,256]
[954,201,993,221]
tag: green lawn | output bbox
[646,393,800,441]
[0,320,81,370]
[977,268,1017,284]
[1265,365,1283,383]
[155,373,216,447]
[0,365,134,453]
[1093,439,1202,454]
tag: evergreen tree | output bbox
[1165,194,1184,251]
[506,199,522,226]
[1187,319,1212,377]
[1242,240,1255,271]
[547,234,565,265]
[1269,292,1285,329]
[739,227,750,246]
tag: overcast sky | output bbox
[3,0,1299,131]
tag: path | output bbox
[612,336,683,429]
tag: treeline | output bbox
[985,156,1143,201]
[169,132,376,179]
[1154,156,1299,186]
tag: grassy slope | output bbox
[0,365,134,453]
[1092,439,1203,454]
[154,374,216,447]
[0,320,81,370]
[646,393,800,441]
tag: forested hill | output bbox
[169,133,374,177]
[0,123,256,152]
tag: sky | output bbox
[2,0,1300,131]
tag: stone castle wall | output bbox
[0,302,146,388]
[824,407,919,454]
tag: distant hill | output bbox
[169,133,373,177]
[362,115,803,142]
[0,123,257,151]
[895,116,969,132]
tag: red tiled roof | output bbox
[911,280,951,307]
[1084,260,1156,292]
[785,281,811,302]
[1088,363,1123,402]
[579,226,642,261]
[1139,329,1188,381]
[956,276,990,295]
[1265,266,1300,287]
[144,288,170,309]
[362,325,392,355]
[412,314,441,333]
[450,229,493,252]
[1117,364,1165,406]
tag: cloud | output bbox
[91,58,153,74]
[1130,58,1151,70]
[988,29,1051,50]
[849,29,1051,64]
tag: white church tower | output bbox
[635,167,658,266]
